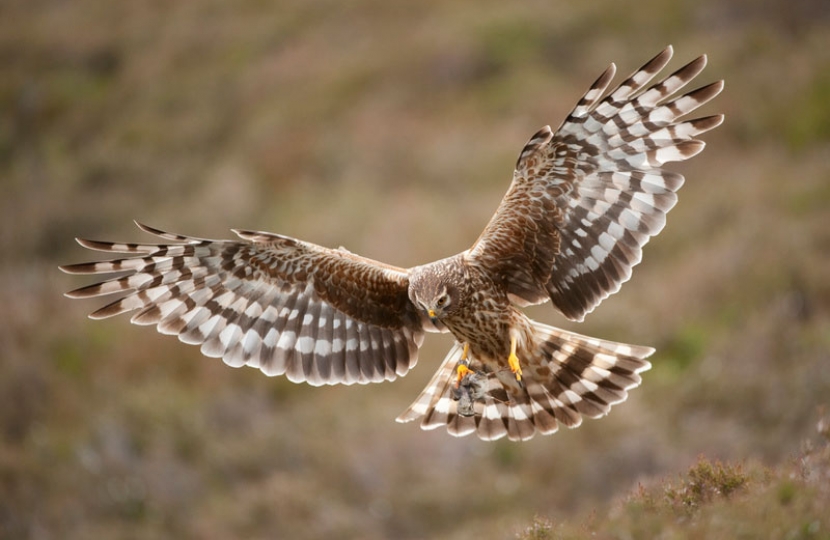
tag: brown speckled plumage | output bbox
[62,47,722,440]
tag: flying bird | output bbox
[61,46,723,441]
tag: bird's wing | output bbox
[468,46,724,321]
[61,222,428,386]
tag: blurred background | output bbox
[2,0,829,538]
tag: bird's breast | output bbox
[444,302,530,362]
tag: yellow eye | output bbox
[437,295,448,307]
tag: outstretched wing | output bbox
[61,222,425,386]
[468,46,724,321]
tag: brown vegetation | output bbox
[2,0,829,538]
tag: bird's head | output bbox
[408,261,460,323]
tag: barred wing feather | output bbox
[470,45,724,321]
[61,222,425,386]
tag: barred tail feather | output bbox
[396,321,652,441]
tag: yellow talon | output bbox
[455,343,473,387]
[455,363,474,387]
[508,335,523,381]
[508,353,522,381]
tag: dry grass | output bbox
[2,0,829,538]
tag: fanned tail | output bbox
[396,320,652,441]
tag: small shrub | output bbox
[517,516,556,540]
[664,456,749,512]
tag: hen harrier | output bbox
[62,46,723,441]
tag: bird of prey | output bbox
[61,46,723,441]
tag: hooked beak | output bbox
[427,308,437,322]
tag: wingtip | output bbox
[231,228,254,240]
[134,221,161,235]
[646,45,673,68]
[75,238,100,250]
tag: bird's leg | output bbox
[508,334,523,382]
[454,343,472,387]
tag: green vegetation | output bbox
[2,0,828,538]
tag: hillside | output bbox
[2,0,829,538]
